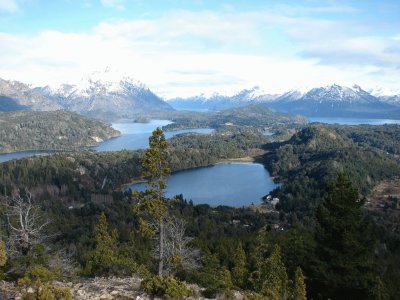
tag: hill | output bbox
[0,110,120,153]
[154,103,308,133]
[264,124,400,214]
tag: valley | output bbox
[1,75,400,299]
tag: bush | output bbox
[18,265,72,300]
[141,275,192,299]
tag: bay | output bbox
[92,120,214,151]
[129,162,278,207]
[0,120,214,162]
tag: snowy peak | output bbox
[300,84,378,103]
[53,69,149,99]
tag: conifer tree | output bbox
[311,173,374,299]
[291,267,306,300]
[133,127,171,276]
[86,212,119,275]
[231,241,247,288]
[251,244,289,300]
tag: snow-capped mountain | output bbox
[37,70,173,119]
[1,70,173,120]
[267,84,398,118]
[168,86,278,111]
[168,84,400,118]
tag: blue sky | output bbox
[0,0,399,97]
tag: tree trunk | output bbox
[158,218,164,276]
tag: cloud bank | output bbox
[0,4,399,98]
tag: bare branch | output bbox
[4,190,50,256]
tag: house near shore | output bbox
[262,194,280,208]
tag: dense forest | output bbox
[0,125,399,299]
[0,110,119,153]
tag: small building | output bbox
[271,197,280,208]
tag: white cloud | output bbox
[0,0,18,12]
[0,8,398,98]
[100,0,125,10]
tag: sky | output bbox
[0,0,399,98]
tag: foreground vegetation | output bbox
[0,124,399,299]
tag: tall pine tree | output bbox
[310,173,374,299]
[133,127,171,276]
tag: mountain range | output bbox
[0,71,172,121]
[1,73,400,120]
[168,85,400,119]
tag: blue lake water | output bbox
[92,120,214,151]
[0,120,214,162]
[0,150,60,163]
[309,117,400,125]
[129,162,278,206]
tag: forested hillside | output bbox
[0,110,120,153]
[264,125,400,217]
[0,126,399,299]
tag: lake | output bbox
[0,120,214,162]
[129,162,278,206]
[0,150,60,163]
[309,117,400,125]
[91,120,214,151]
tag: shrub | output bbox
[141,275,192,299]
[18,265,72,300]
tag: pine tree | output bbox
[250,244,289,300]
[291,267,306,300]
[231,241,247,288]
[133,127,171,276]
[311,173,374,299]
[86,212,119,275]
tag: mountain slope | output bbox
[0,78,63,111]
[168,86,278,111]
[0,110,120,153]
[36,74,173,120]
[267,84,400,118]
[170,84,400,119]
[0,73,173,120]
[264,124,400,213]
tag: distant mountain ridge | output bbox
[169,86,278,111]
[1,73,400,119]
[0,78,63,111]
[0,72,173,120]
[168,84,400,119]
